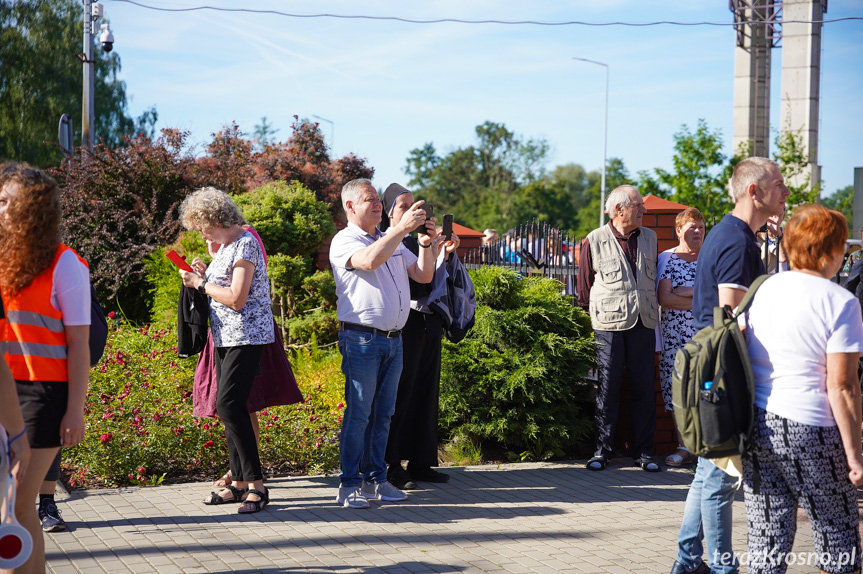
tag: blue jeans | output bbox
[337,329,403,487]
[677,457,740,574]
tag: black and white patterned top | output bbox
[658,253,698,352]
[206,231,274,347]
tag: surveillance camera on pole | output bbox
[99,24,114,52]
[81,0,114,153]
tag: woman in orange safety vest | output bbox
[0,162,90,574]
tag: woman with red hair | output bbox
[742,204,863,574]
[0,162,90,573]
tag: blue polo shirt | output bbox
[692,213,765,329]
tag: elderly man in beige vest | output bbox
[577,185,660,472]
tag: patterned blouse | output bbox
[205,231,274,347]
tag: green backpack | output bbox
[671,274,769,458]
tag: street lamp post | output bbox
[311,115,334,152]
[573,57,609,227]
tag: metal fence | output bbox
[463,221,579,297]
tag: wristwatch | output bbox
[197,280,208,295]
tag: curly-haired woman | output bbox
[179,187,274,514]
[0,162,90,573]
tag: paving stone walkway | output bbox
[45,460,822,573]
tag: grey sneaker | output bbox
[38,498,66,532]
[336,485,369,509]
[361,480,407,501]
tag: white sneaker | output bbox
[361,480,407,501]
[336,485,369,509]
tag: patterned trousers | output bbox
[742,408,861,574]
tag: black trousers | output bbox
[385,310,443,469]
[214,345,265,482]
[593,322,656,458]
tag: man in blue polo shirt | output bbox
[671,157,790,574]
[330,178,441,509]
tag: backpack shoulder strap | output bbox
[733,274,770,319]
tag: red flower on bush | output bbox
[107,311,116,319]
[203,440,214,448]
[100,433,112,444]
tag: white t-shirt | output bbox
[52,249,91,326]
[745,271,863,427]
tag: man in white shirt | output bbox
[329,178,440,509]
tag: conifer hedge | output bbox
[440,266,595,459]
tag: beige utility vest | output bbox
[586,224,658,331]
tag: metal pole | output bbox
[600,64,608,227]
[82,0,95,154]
[573,57,609,227]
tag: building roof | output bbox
[643,194,691,213]
[453,222,484,238]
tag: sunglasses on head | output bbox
[2,166,41,180]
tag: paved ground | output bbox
[45,460,825,574]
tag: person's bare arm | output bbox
[0,359,29,483]
[61,324,89,448]
[349,202,428,271]
[718,286,746,311]
[825,352,863,485]
[181,259,255,311]
[658,278,693,310]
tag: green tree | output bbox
[252,116,279,152]
[506,163,597,234]
[0,0,156,168]
[638,119,730,227]
[233,180,336,343]
[823,184,854,236]
[572,158,631,240]
[404,121,549,230]
[773,127,820,207]
[233,180,335,259]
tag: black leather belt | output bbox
[340,322,402,339]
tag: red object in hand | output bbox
[165,249,193,272]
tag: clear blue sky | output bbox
[105,0,862,197]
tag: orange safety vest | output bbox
[1,244,88,382]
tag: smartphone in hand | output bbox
[418,204,434,235]
[442,214,453,240]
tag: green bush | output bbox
[439,266,595,460]
[233,180,335,258]
[144,231,210,327]
[285,270,338,346]
[66,319,344,488]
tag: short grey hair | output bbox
[341,178,375,210]
[605,185,639,215]
[728,157,778,201]
[179,186,244,230]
